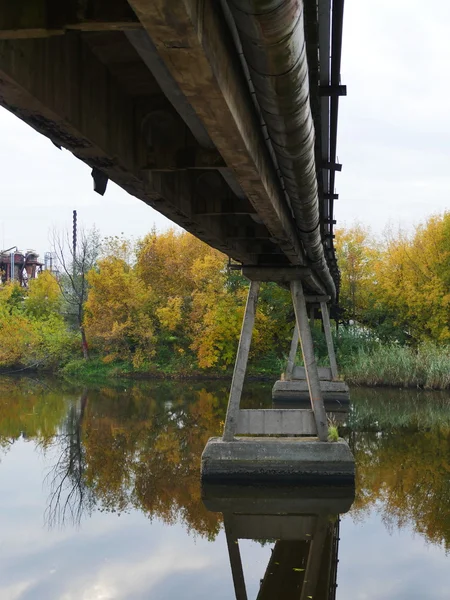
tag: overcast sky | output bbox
[1,0,449,258]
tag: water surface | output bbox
[1,377,450,599]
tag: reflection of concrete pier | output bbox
[203,484,354,600]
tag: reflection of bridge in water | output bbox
[203,483,354,600]
[0,1,353,478]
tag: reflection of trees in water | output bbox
[10,378,450,548]
[30,382,226,536]
[45,389,95,527]
[0,377,69,446]
[81,386,224,537]
[351,429,450,550]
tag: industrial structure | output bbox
[0,0,353,482]
[0,247,43,286]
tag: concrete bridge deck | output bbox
[0,0,344,299]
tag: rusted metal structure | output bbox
[0,248,43,286]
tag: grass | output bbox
[342,343,450,390]
[327,424,339,442]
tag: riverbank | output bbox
[2,334,450,390]
[59,356,281,383]
[57,342,450,390]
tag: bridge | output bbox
[0,0,354,481]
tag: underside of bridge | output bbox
[0,0,344,299]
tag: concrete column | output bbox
[285,324,299,380]
[291,280,328,442]
[222,280,260,441]
[321,301,339,381]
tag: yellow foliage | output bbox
[378,214,450,341]
[26,271,61,319]
[0,308,37,366]
[156,296,183,331]
[335,223,379,320]
[136,228,222,302]
[84,256,156,362]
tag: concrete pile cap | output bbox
[201,437,355,485]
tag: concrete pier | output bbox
[272,378,350,405]
[201,437,355,485]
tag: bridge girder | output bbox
[0,0,344,298]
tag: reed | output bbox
[342,343,450,390]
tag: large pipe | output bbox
[226,0,336,299]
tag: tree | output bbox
[335,224,379,322]
[377,215,450,343]
[25,270,61,319]
[53,226,101,359]
[84,256,156,367]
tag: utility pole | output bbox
[72,209,77,277]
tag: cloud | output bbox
[338,0,450,233]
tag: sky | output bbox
[1,0,449,258]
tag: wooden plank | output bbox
[291,280,329,442]
[0,35,147,194]
[236,409,316,436]
[0,36,258,266]
[293,366,333,381]
[222,281,260,441]
[321,301,339,380]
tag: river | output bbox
[1,376,450,599]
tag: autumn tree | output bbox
[25,270,61,319]
[378,215,450,342]
[335,223,379,322]
[136,229,233,366]
[84,256,156,367]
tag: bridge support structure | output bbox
[201,274,354,485]
[272,295,350,408]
